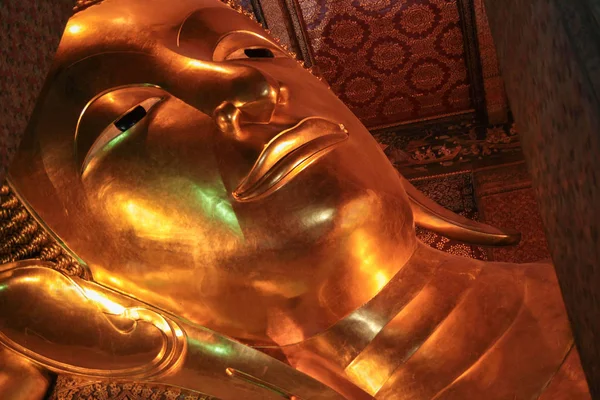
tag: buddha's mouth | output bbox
[233,117,348,202]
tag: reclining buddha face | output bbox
[10,0,416,344]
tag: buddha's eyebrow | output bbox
[65,50,151,73]
[176,8,247,51]
[176,11,196,47]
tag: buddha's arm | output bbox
[0,261,346,400]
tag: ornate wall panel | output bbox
[295,0,474,128]
[253,0,507,130]
[375,121,522,178]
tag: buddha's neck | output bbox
[262,225,418,347]
[273,243,449,398]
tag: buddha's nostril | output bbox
[214,102,244,139]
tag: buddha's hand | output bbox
[0,260,185,380]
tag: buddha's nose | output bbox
[160,55,280,127]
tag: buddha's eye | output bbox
[243,48,275,58]
[81,97,162,174]
[114,105,147,132]
[211,31,287,61]
[224,46,284,61]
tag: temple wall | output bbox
[483,1,600,395]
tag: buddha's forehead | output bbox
[61,0,266,62]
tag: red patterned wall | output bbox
[296,0,473,128]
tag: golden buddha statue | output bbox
[0,0,591,398]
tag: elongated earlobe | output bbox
[399,174,521,247]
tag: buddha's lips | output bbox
[233,117,348,202]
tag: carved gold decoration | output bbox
[376,121,522,176]
[49,376,214,400]
[0,183,83,277]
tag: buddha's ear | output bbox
[398,174,521,247]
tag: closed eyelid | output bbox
[213,31,285,61]
[81,97,163,175]
[75,85,165,174]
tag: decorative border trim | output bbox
[370,110,476,136]
[407,169,473,182]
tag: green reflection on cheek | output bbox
[192,186,242,236]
